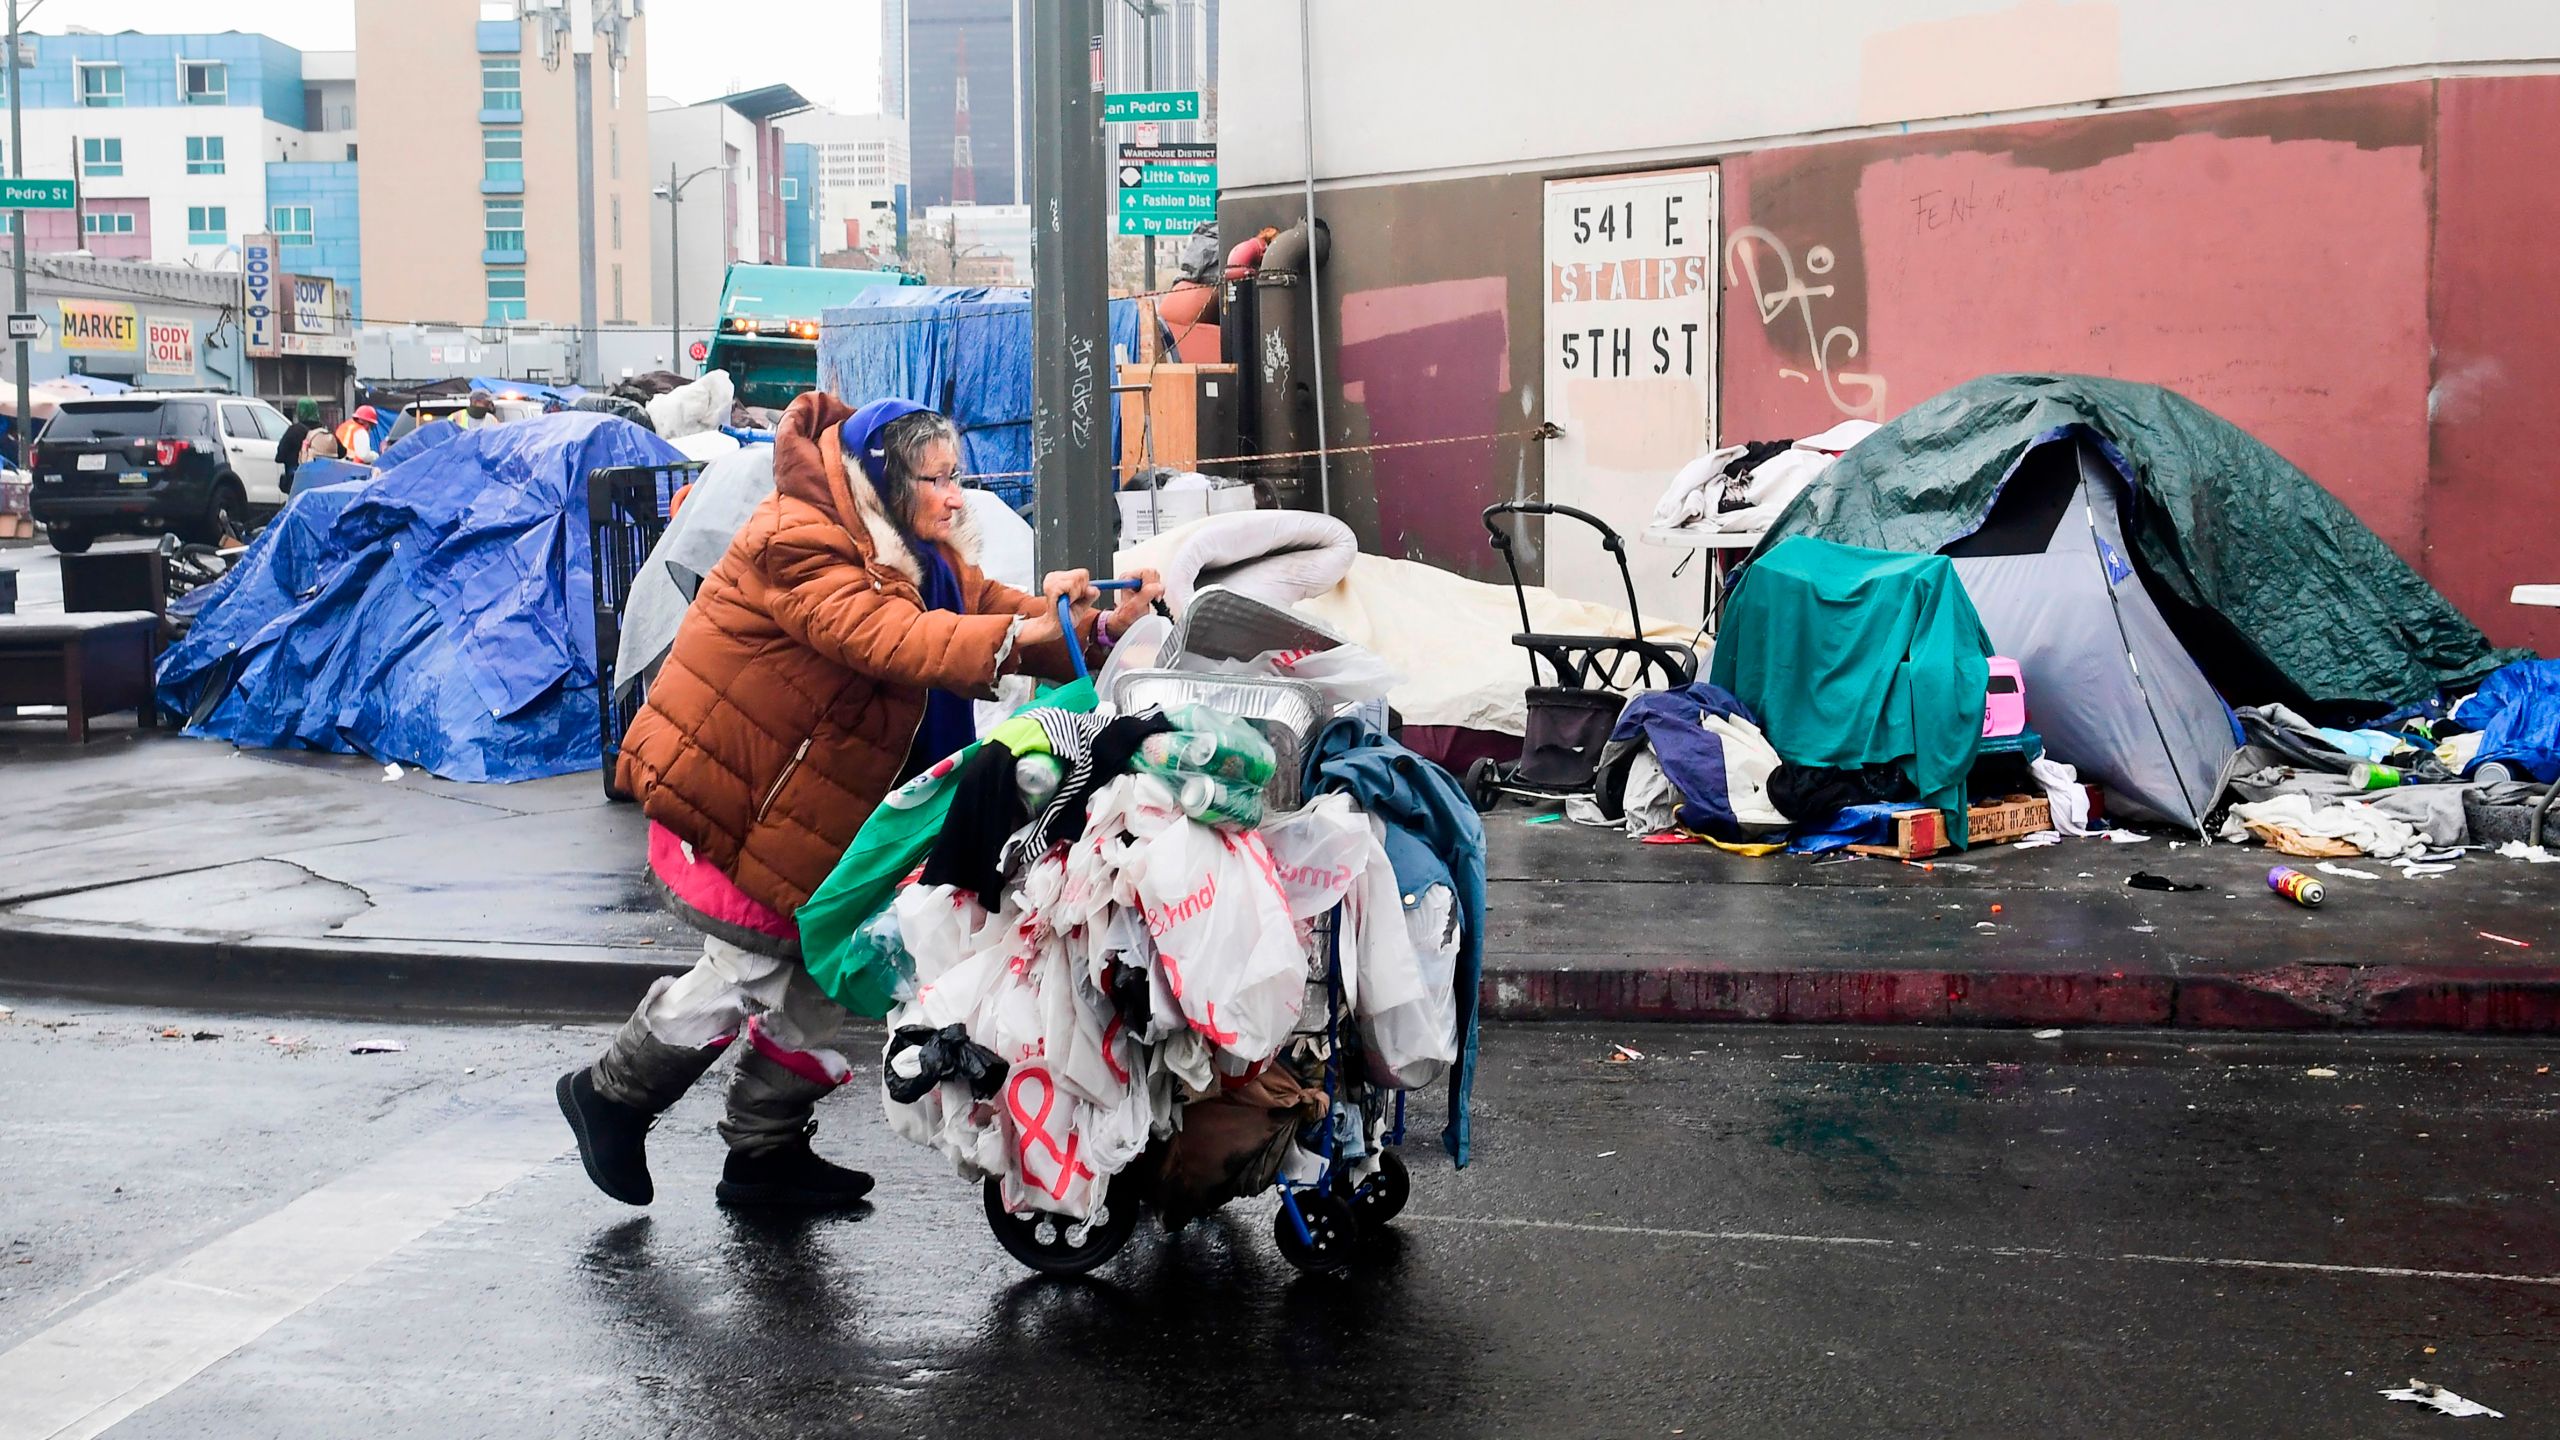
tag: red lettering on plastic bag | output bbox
[1007,1067,1095,1202]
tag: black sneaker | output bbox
[715,1138,876,1211]
[557,1068,659,1207]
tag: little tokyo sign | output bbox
[1117,142,1216,236]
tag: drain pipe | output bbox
[1296,0,1332,518]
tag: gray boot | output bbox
[715,1050,875,1210]
[557,1011,726,1206]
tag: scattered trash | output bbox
[1639,832,1703,846]
[2380,1380,2503,1419]
[0,1005,13,1019]
[2478,931,2531,949]
[463,1066,478,1075]
[1990,904,2005,914]
[2314,862,2381,880]
[634,937,656,946]
[264,1034,309,1050]
[1974,921,1998,930]
[348,1038,407,1054]
[2495,840,2559,864]
[1521,812,1564,826]
[191,1031,219,1042]
[2127,872,2206,892]
[158,1026,184,1039]
[2032,1028,2065,1039]
[381,762,405,782]
[2077,872,2095,879]
[1608,1043,1645,1062]
[2130,924,2157,933]
[2305,1067,2340,1078]
[2538,1065,2551,1076]
[1595,1151,1618,1158]
[2266,866,2327,908]
[2168,840,2187,850]
[2011,831,2063,849]
[2104,831,2151,844]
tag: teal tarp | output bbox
[1754,374,2528,714]
[1711,537,1994,844]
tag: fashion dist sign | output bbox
[1540,165,1719,623]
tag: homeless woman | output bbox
[557,393,1164,1211]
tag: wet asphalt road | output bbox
[3,998,2557,1439]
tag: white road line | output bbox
[0,1094,569,1440]
[1410,1214,2560,1288]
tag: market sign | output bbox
[145,318,195,375]
[1117,142,1216,236]
[241,233,280,358]
[1102,90,1198,123]
[57,298,137,352]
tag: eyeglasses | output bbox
[916,468,964,488]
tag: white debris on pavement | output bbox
[2497,841,2560,864]
[380,763,405,782]
[2315,862,2381,880]
[2380,1380,2504,1418]
[348,1038,407,1054]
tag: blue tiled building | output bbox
[785,143,818,267]
[265,161,361,321]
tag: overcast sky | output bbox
[27,0,889,115]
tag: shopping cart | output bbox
[971,592,1417,1277]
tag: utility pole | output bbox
[1028,0,1110,574]
[569,0,599,386]
[7,0,25,469]
[654,163,719,377]
[1129,0,1161,297]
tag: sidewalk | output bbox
[4,721,2558,1030]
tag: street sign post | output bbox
[0,177,72,209]
[6,311,40,340]
[1117,142,1215,237]
[1101,90,1199,123]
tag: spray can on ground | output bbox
[2267,865,2326,908]
[2349,762,2403,791]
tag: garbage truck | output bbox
[704,263,920,410]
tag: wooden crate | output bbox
[1847,788,2102,860]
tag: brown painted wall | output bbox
[1229,76,2560,654]
[1226,175,1544,584]
[2429,76,2560,657]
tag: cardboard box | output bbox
[1848,788,2103,860]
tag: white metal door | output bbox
[1541,165,1719,629]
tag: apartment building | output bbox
[356,0,652,335]
[5,27,358,305]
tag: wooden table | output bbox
[0,611,163,741]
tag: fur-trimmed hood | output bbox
[770,390,981,592]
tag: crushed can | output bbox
[2349,762,2403,791]
[2267,865,2326,908]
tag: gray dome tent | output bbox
[1752,374,2526,830]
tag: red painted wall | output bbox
[2428,77,2560,657]
[1720,84,2491,625]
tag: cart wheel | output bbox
[1272,1190,1360,1275]
[1341,1149,1410,1230]
[982,1176,1141,1277]
[1464,757,1505,813]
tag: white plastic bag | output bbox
[1130,808,1306,1061]
[1252,642,1403,708]
[1360,884,1460,1089]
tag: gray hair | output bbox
[872,408,962,533]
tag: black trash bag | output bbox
[1176,221,1221,284]
[883,1024,1009,1105]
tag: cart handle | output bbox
[1054,578,1141,682]
[1479,502,1652,672]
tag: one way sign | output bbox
[6,311,43,341]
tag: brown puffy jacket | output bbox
[616,391,1088,917]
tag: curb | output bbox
[0,916,689,1022]
[1478,959,2560,1032]
[9,916,2560,1033]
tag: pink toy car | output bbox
[1983,657,2027,738]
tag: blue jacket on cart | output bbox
[1305,717,1486,1167]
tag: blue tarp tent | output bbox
[815,285,1155,509]
[157,412,683,781]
